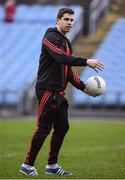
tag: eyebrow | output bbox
[63,18,74,21]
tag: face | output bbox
[57,13,74,35]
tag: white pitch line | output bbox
[62,144,125,154]
[0,152,22,158]
[1,145,125,159]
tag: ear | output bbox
[57,18,60,23]
[56,18,61,26]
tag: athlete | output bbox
[20,7,104,176]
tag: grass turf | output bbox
[0,118,125,179]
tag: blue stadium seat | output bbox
[120,93,125,105]
[0,4,5,21]
[73,19,125,106]
[0,5,83,106]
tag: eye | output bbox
[64,18,69,21]
[63,18,74,22]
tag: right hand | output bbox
[84,87,90,95]
[84,86,91,96]
[86,59,104,73]
[84,86,97,97]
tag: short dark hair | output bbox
[57,8,74,19]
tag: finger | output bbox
[97,62,104,66]
[98,64,104,69]
[95,64,104,71]
[96,63,104,69]
[96,66,103,71]
[94,65,105,71]
[93,68,99,73]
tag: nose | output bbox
[68,20,72,25]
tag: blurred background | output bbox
[0,0,125,119]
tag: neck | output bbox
[56,26,66,36]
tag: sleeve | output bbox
[68,68,86,91]
[42,33,87,66]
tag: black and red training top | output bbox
[35,27,87,92]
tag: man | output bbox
[20,8,104,176]
[4,0,16,23]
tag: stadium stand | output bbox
[1,0,111,34]
[0,5,83,111]
[73,19,125,107]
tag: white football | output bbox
[85,76,106,96]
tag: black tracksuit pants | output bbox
[24,88,69,166]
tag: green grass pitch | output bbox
[0,118,125,179]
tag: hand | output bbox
[84,87,91,96]
[84,88,88,95]
[86,59,104,73]
[84,86,97,97]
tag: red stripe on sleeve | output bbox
[43,40,63,55]
[43,38,68,55]
[72,70,80,84]
[64,65,68,87]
